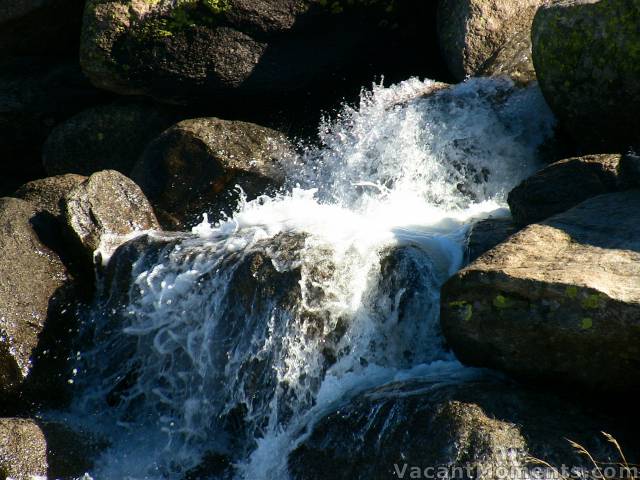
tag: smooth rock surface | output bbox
[63,170,160,257]
[507,154,622,225]
[532,0,640,150]
[466,216,518,262]
[131,117,293,229]
[441,191,640,392]
[437,0,546,82]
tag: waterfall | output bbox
[69,76,555,479]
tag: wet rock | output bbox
[79,0,440,105]
[15,174,87,218]
[532,0,640,150]
[0,418,104,479]
[0,58,107,195]
[131,117,293,229]
[43,102,181,177]
[0,198,71,399]
[0,418,47,479]
[289,378,632,480]
[507,154,622,225]
[0,0,85,55]
[63,170,160,259]
[441,191,640,392]
[466,216,518,262]
[437,0,545,82]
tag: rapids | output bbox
[63,76,555,479]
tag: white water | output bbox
[68,77,555,479]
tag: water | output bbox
[66,77,555,479]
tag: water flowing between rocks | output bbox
[61,77,555,479]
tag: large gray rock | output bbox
[15,174,87,218]
[437,0,546,83]
[0,198,71,397]
[507,154,622,225]
[79,0,437,105]
[43,102,181,177]
[131,117,293,229]
[0,0,84,55]
[532,0,640,150]
[441,191,640,392]
[289,378,631,480]
[63,170,160,257]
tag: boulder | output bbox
[0,418,104,479]
[0,58,107,195]
[63,170,160,258]
[0,198,72,399]
[437,0,546,83]
[15,174,87,218]
[289,378,631,480]
[532,0,640,150]
[441,191,640,392]
[130,117,293,229]
[466,216,518,262]
[0,0,85,55]
[0,418,47,479]
[43,102,181,177]
[621,153,640,187]
[507,154,622,225]
[79,0,441,105]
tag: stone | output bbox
[289,378,631,480]
[0,418,47,479]
[130,117,293,229]
[441,191,640,392]
[507,154,622,225]
[63,170,161,257]
[532,0,640,150]
[437,0,546,82]
[15,174,87,218]
[466,216,518,262]
[43,102,181,177]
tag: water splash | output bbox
[70,77,554,479]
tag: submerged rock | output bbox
[63,170,160,259]
[532,0,640,150]
[131,117,293,229]
[43,102,181,177]
[437,0,545,83]
[507,154,623,225]
[289,378,631,480]
[441,191,640,392]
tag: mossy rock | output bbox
[532,0,640,150]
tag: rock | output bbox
[79,0,440,105]
[130,117,293,229]
[507,154,622,225]
[441,191,640,392]
[15,174,87,218]
[0,198,72,399]
[0,0,85,55]
[532,0,640,150]
[63,170,160,258]
[620,153,640,188]
[0,58,107,195]
[0,418,47,479]
[437,0,545,82]
[289,378,630,480]
[43,102,181,177]
[0,418,104,479]
[466,216,518,262]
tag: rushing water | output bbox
[65,77,555,479]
